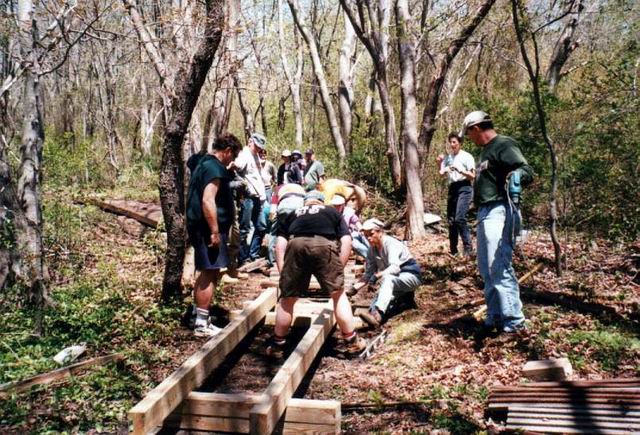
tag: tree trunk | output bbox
[338,10,356,153]
[16,0,48,314]
[287,0,346,160]
[417,0,497,161]
[376,75,402,188]
[396,0,425,240]
[511,0,562,276]
[278,0,304,147]
[545,0,583,94]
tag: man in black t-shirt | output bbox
[269,190,366,356]
[185,134,241,337]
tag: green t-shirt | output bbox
[304,160,325,190]
[186,155,234,233]
[474,135,534,206]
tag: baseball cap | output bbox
[281,149,292,157]
[292,149,302,157]
[304,190,325,203]
[362,218,385,231]
[250,133,267,149]
[330,194,346,206]
[460,111,492,136]
[305,148,314,155]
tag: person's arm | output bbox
[362,250,377,284]
[202,180,221,247]
[437,154,448,176]
[501,143,534,186]
[377,238,404,277]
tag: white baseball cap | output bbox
[330,194,346,206]
[460,111,492,136]
[362,218,385,231]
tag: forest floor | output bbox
[0,192,639,434]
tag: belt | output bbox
[291,234,337,241]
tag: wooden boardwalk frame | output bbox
[129,288,278,434]
[129,269,351,434]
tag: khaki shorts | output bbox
[279,236,345,298]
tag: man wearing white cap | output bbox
[460,111,534,334]
[276,149,302,185]
[232,132,268,265]
[353,219,422,327]
[330,194,369,258]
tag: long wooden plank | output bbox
[504,424,630,435]
[492,387,640,394]
[491,392,640,399]
[165,414,337,434]
[495,378,640,389]
[129,288,277,435]
[90,199,162,227]
[249,308,336,434]
[508,412,640,424]
[0,354,123,397]
[506,406,640,417]
[490,397,640,405]
[507,416,639,429]
[488,402,640,411]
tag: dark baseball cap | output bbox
[305,148,314,155]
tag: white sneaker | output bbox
[221,274,239,284]
[194,322,222,337]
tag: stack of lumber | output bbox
[488,378,640,434]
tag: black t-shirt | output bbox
[278,204,350,240]
[186,155,234,234]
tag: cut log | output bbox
[128,288,277,435]
[238,258,269,273]
[522,358,573,381]
[249,308,336,434]
[88,199,162,227]
[0,353,124,397]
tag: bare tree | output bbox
[123,0,226,301]
[544,0,584,94]
[511,0,562,276]
[395,0,426,239]
[287,0,347,160]
[340,0,402,188]
[417,0,497,161]
[278,0,304,147]
[338,10,357,153]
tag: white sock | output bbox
[195,308,209,327]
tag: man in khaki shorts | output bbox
[270,190,366,356]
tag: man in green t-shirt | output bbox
[303,149,325,191]
[185,134,242,337]
[461,111,534,335]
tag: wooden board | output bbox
[249,308,336,434]
[129,288,277,435]
[165,392,340,433]
[89,199,162,227]
[0,354,123,397]
[522,358,573,381]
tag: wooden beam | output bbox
[166,392,340,433]
[128,288,277,435]
[250,308,336,434]
[0,353,124,397]
[522,358,573,381]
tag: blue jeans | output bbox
[476,201,524,330]
[370,272,421,313]
[239,196,263,263]
[447,182,473,255]
[351,231,370,258]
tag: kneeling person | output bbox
[271,190,365,356]
[356,219,422,327]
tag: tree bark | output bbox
[396,0,426,239]
[511,0,562,276]
[340,0,402,188]
[545,0,583,94]
[338,10,357,153]
[278,0,304,147]
[287,0,347,160]
[417,0,497,160]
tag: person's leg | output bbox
[447,187,459,255]
[477,204,502,327]
[248,197,264,260]
[332,289,356,336]
[238,197,254,264]
[371,275,398,314]
[351,232,370,258]
[493,205,525,330]
[455,187,474,255]
[274,296,298,338]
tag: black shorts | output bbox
[187,225,230,271]
[279,236,344,298]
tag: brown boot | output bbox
[359,309,383,328]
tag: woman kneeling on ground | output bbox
[352,218,422,327]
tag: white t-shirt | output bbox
[440,150,475,184]
[235,147,266,200]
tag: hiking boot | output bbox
[265,336,287,359]
[343,335,367,356]
[503,322,527,334]
[221,274,239,284]
[181,305,196,330]
[194,322,222,337]
[359,309,383,328]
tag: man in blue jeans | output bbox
[461,111,534,334]
[232,133,267,265]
